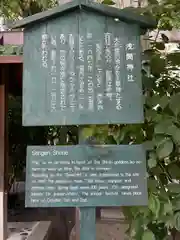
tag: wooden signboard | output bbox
[13,2,156,239]
[14,1,157,126]
[25,145,147,207]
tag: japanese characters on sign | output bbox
[79,35,85,110]
[87,33,94,112]
[126,41,136,83]
[114,36,122,111]
[24,26,143,126]
[96,40,103,111]
[59,34,67,111]
[50,35,57,113]
[68,34,76,112]
[104,33,113,102]
[41,33,48,68]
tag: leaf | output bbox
[138,206,151,218]
[147,94,161,107]
[169,93,180,117]
[144,141,154,151]
[142,75,153,90]
[154,120,173,134]
[142,230,155,240]
[148,152,157,168]
[159,189,169,202]
[155,123,180,144]
[165,215,175,229]
[150,165,164,176]
[81,127,94,139]
[167,125,180,144]
[149,194,160,218]
[159,173,168,185]
[159,95,169,110]
[167,183,180,193]
[156,138,173,159]
[104,135,117,144]
[143,49,156,57]
[129,217,144,239]
[164,201,173,215]
[9,0,20,10]
[147,0,158,4]
[152,135,166,147]
[145,109,158,122]
[150,55,166,77]
[173,198,180,211]
[174,212,180,231]
[116,127,129,144]
[148,178,158,192]
[102,0,115,5]
[167,52,180,66]
[168,164,180,179]
[155,42,165,50]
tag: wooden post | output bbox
[75,127,96,240]
[76,207,96,240]
[0,65,8,240]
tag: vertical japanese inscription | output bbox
[33,26,143,126]
[78,35,85,110]
[41,33,48,68]
[96,41,103,111]
[50,35,57,112]
[68,34,76,112]
[126,41,136,83]
[87,33,94,112]
[104,33,113,101]
[59,34,66,111]
[114,37,123,111]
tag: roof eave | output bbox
[12,0,156,30]
[12,0,80,29]
[83,2,157,29]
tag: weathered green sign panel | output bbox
[25,145,147,207]
[23,11,143,126]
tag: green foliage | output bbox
[8,95,78,191]
[142,230,155,240]
[84,43,180,238]
[144,0,180,30]
[156,138,173,159]
[0,0,58,19]
[101,0,115,5]
[0,45,23,55]
[8,95,46,189]
[2,0,180,238]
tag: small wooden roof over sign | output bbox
[13,0,156,30]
